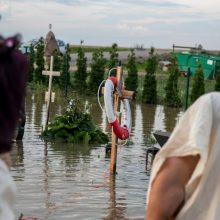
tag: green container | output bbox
[175,53,220,79]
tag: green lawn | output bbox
[69,45,131,53]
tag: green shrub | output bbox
[43,99,109,144]
[125,49,138,93]
[190,63,205,104]
[142,47,158,104]
[164,57,182,107]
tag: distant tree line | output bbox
[28,39,219,107]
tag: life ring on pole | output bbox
[104,76,131,140]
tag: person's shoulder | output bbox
[200,92,220,99]
[196,92,220,117]
[187,92,220,115]
[195,92,220,104]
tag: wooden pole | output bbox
[110,66,122,175]
[45,56,53,131]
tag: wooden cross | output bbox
[42,56,60,131]
[108,66,134,175]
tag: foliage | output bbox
[142,47,158,104]
[164,57,182,107]
[51,49,62,86]
[43,99,109,144]
[156,52,173,62]
[87,50,106,94]
[214,62,220,91]
[108,43,119,76]
[190,63,205,104]
[60,44,71,93]
[215,75,220,91]
[125,49,138,93]
[69,45,130,53]
[28,44,35,82]
[34,37,45,83]
[73,47,87,91]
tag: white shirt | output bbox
[0,159,16,220]
[147,92,220,220]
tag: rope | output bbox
[97,67,118,112]
[108,67,117,77]
[97,79,106,112]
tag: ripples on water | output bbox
[11,90,183,220]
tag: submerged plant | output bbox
[43,99,109,144]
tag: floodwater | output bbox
[11,89,183,220]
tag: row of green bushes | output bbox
[27,39,220,109]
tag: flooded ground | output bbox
[11,89,183,220]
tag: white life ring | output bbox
[104,76,131,140]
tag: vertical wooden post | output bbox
[45,56,54,130]
[42,56,60,131]
[110,66,122,175]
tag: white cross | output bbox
[42,56,60,131]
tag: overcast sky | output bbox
[0,0,220,50]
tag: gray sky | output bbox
[0,0,220,50]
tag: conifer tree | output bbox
[108,43,119,75]
[28,43,35,82]
[190,63,205,104]
[60,44,71,92]
[142,47,158,104]
[34,37,45,83]
[73,46,87,91]
[215,75,220,91]
[51,49,62,86]
[214,62,220,91]
[164,57,182,107]
[88,50,106,94]
[125,49,138,93]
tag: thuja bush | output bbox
[108,43,119,76]
[73,47,87,91]
[164,57,182,107]
[87,50,106,94]
[215,62,220,91]
[215,74,220,91]
[142,47,158,104]
[34,37,45,83]
[43,99,109,144]
[190,63,205,104]
[125,49,138,93]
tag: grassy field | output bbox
[69,45,131,53]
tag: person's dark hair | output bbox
[0,34,28,153]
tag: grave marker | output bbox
[42,56,60,131]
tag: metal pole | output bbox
[185,67,190,110]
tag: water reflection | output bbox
[103,175,127,220]
[163,106,178,132]
[141,104,157,142]
[131,104,143,146]
[11,89,183,220]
